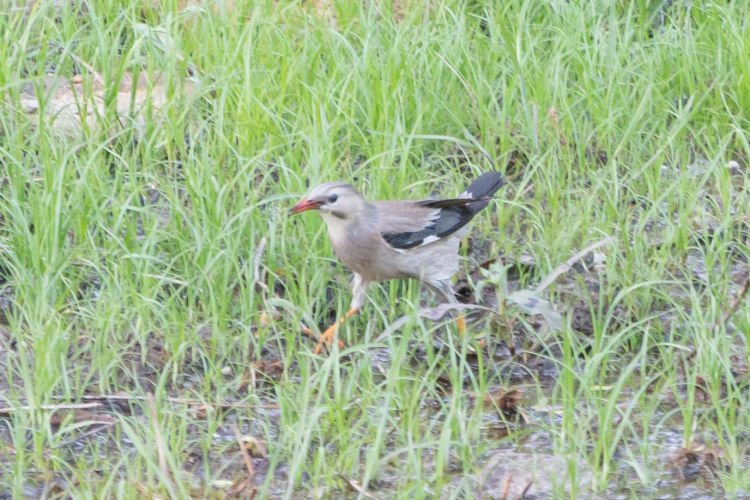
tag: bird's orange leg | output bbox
[456,313,466,335]
[312,308,358,354]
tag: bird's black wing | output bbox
[381,172,503,250]
[381,198,488,249]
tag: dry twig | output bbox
[49,393,277,409]
[0,402,103,415]
[233,423,256,484]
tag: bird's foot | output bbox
[301,326,342,353]
[456,313,466,335]
[314,323,344,354]
[311,308,358,354]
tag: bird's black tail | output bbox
[420,171,503,212]
[462,171,504,200]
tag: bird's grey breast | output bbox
[328,218,386,279]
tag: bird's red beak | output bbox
[289,198,322,214]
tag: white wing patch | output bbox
[420,235,440,246]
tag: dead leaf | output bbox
[189,404,214,420]
[251,360,284,379]
[506,289,563,332]
[482,388,522,416]
[547,106,558,127]
[239,435,268,458]
[668,444,725,486]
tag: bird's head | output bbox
[290,182,368,222]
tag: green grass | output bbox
[1,0,749,498]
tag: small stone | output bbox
[726,160,743,175]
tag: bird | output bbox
[290,171,503,353]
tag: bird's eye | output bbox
[328,194,338,203]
